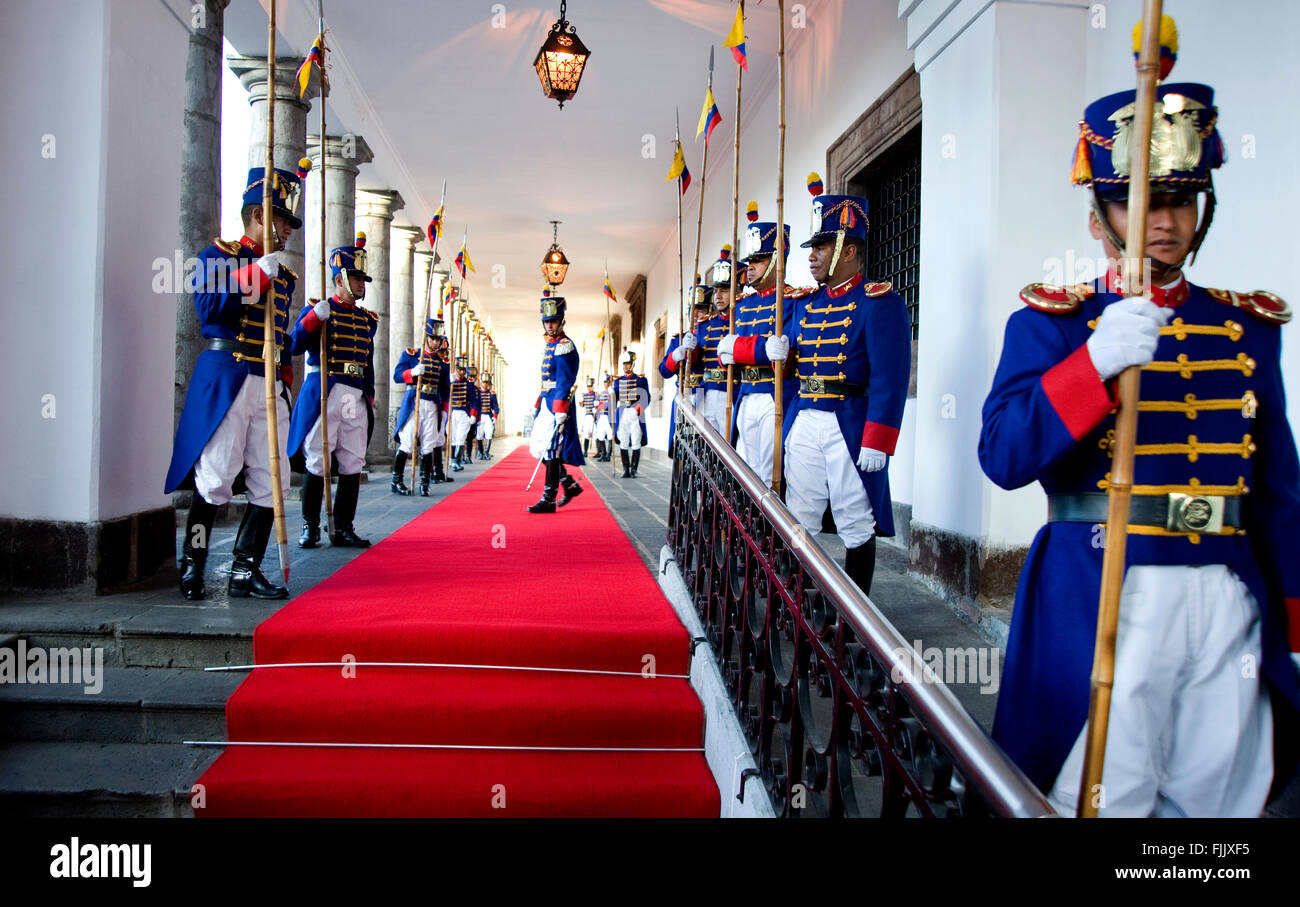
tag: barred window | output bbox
[852,125,921,339]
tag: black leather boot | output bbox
[391,450,411,495]
[528,460,561,513]
[558,470,583,507]
[331,474,371,547]
[484,438,493,459]
[630,448,641,477]
[620,449,631,478]
[420,453,433,496]
[433,447,452,483]
[229,505,289,599]
[451,445,465,471]
[299,473,324,548]
[844,536,877,597]
[180,495,218,600]
[583,438,590,456]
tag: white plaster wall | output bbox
[0,0,187,523]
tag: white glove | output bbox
[671,345,689,364]
[680,332,698,351]
[1085,298,1171,381]
[553,411,568,428]
[765,334,790,363]
[410,364,426,377]
[718,334,738,366]
[257,251,284,280]
[312,299,331,321]
[857,447,887,473]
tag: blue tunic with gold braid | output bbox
[783,273,911,537]
[580,389,597,416]
[612,371,649,441]
[392,349,450,441]
[729,284,805,430]
[539,333,585,466]
[286,296,378,460]
[450,376,480,419]
[165,236,296,493]
[981,277,1300,792]
[694,311,731,392]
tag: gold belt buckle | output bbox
[1166,493,1225,533]
[806,377,826,394]
[541,380,556,390]
[344,362,363,377]
[706,369,725,381]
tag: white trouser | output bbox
[397,401,444,454]
[450,409,474,446]
[698,388,728,438]
[304,383,367,476]
[735,393,775,483]
[477,414,495,440]
[593,413,613,441]
[783,409,875,549]
[195,373,289,508]
[1048,564,1272,818]
[579,412,595,439]
[616,410,643,450]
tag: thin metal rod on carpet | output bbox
[184,740,705,752]
[205,661,690,680]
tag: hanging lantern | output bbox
[540,220,570,286]
[534,0,591,110]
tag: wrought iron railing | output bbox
[666,398,1054,817]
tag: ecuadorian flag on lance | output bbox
[295,34,327,99]
[724,3,747,71]
[697,86,723,145]
[427,205,443,247]
[666,142,692,195]
[603,276,617,302]
[455,243,475,278]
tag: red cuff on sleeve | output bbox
[235,261,269,298]
[279,363,294,388]
[861,421,900,456]
[471,409,478,420]
[534,396,541,410]
[733,335,760,365]
[301,308,322,333]
[1286,597,1300,653]
[552,399,569,414]
[1041,344,1119,441]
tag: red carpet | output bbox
[195,449,719,817]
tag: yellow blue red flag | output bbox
[724,3,747,71]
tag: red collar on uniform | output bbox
[826,273,864,298]
[754,284,792,298]
[331,294,355,310]
[546,332,567,344]
[1103,269,1189,307]
[240,235,263,255]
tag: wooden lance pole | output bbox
[724,0,744,445]
[314,1,334,537]
[770,0,787,494]
[1077,0,1165,818]
[689,47,715,358]
[411,180,447,490]
[673,109,688,427]
[261,0,291,584]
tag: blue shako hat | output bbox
[242,162,309,229]
[801,177,869,249]
[540,287,566,322]
[740,201,791,264]
[690,274,713,309]
[424,316,446,341]
[330,233,373,283]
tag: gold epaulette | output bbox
[359,306,380,321]
[863,281,893,298]
[785,285,816,299]
[405,347,418,355]
[1205,288,1291,325]
[1020,282,1094,314]
[213,237,241,256]
[280,264,300,281]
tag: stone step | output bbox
[0,666,242,743]
[0,742,221,818]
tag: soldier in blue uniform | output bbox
[659,285,714,457]
[579,377,598,458]
[392,318,452,494]
[613,349,650,478]
[165,163,309,600]
[592,374,614,461]
[476,374,499,460]
[694,258,734,437]
[719,202,808,480]
[287,237,377,549]
[765,176,911,595]
[528,292,585,512]
[980,21,1300,816]
[448,355,479,472]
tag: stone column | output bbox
[355,189,404,465]
[412,251,433,345]
[305,134,374,301]
[390,226,422,434]
[228,54,311,390]
[175,0,230,444]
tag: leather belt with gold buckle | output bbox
[742,366,774,383]
[210,338,279,365]
[541,380,556,390]
[686,374,702,388]
[1047,492,1240,534]
[704,369,726,382]
[799,377,862,397]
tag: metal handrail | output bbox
[674,394,1054,817]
